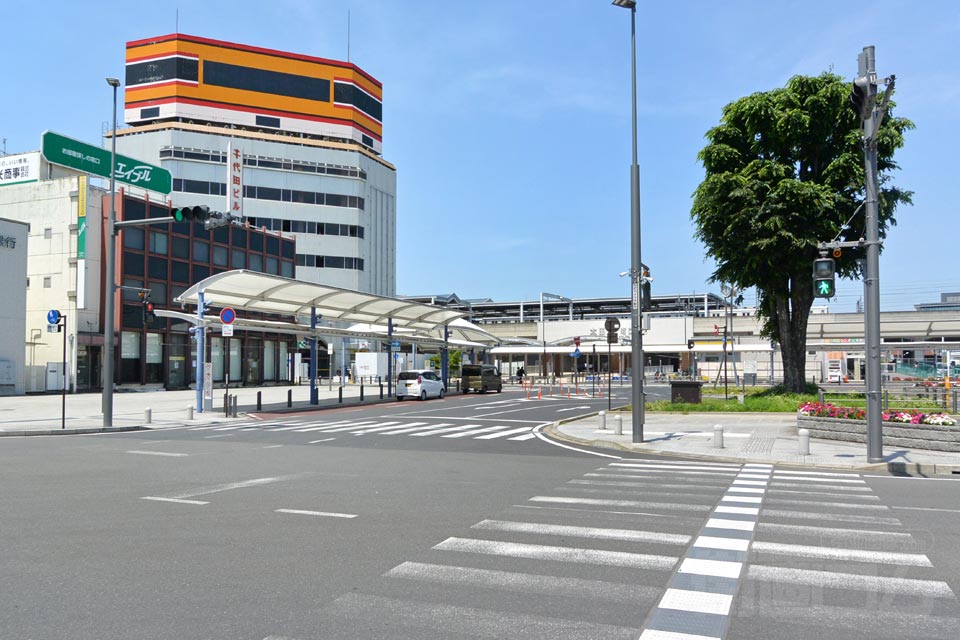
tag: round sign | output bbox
[47,309,61,325]
[219,307,237,324]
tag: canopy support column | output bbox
[310,307,318,405]
[387,318,394,398]
[441,324,450,389]
[195,290,205,413]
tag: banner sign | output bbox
[228,141,243,217]
[0,152,40,188]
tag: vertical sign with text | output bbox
[76,175,87,309]
[228,142,243,218]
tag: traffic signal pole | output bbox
[860,46,884,463]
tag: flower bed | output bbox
[796,403,960,452]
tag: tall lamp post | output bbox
[102,77,120,426]
[612,0,644,442]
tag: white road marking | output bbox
[442,425,509,438]
[756,522,913,541]
[721,495,763,504]
[677,557,742,579]
[611,463,738,473]
[731,480,769,486]
[715,505,760,515]
[705,518,755,531]
[862,475,960,482]
[377,422,442,435]
[126,450,189,457]
[556,406,592,412]
[166,474,309,500]
[306,421,380,433]
[474,426,532,439]
[471,520,690,545]
[512,504,680,518]
[532,424,623,459]
[746,565,956,597]
[275,509,356,519]
[750,541,932,566]
[659,588,733,616]
[639,630,721,640]
[724,487,766,494]
[529,496,710,512]
[892,505,960,513]
[353,422,425,434]
[309,437,336,444]
[773,470,862,478]
[509,432,538,440]
[204,434,234,438]
[261,445,284,449]
[433,537,677,570]
[773,475,865,484]
[765,498,889,511]
[141,497,208,505]
[412,424,483,437]
[761,509,901,526]
[693,536,750,551]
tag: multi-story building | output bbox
[112,33,396,296]
[0,215,29,395]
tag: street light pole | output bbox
[102,77,120,427]
[613,0,644,442]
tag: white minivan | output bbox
[396,369,445,401]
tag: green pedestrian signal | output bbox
[812,257,836,299]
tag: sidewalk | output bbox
[0,383,393,436]
[549,411,960,475]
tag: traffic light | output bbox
[850,48,877,121]
[687,339,695,350]
[813,257,836,299]
[172,205,210,223]
[139,291,157,324]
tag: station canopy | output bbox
[175,270,466,331]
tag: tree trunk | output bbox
[770,272,815,392]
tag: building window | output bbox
[171,236,190,259]
[123,228,145,250]
[171,260,190,283]
[43,277,52,288]
[193,240,210,262]
[248,253,263,273]
[204,60,331,102]
[148,256,168,280]
[44,228,52,239]
[213,245,228,267]
[149,232,167,255]
[231,250,246,270]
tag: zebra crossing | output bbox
[173,417,542,441]
[257,457,960,640]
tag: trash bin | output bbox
[670,380,703,403]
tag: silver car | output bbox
[396,369,445,401]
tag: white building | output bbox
[0,153,105,392]
[112,33,396,296]
[0,216,29,395]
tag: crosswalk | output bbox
[254,457,960,640]
[172,418,542,441]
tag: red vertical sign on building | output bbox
[228,142,243,218]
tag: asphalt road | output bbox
[1,387,958,639]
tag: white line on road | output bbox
[751,540,933,566]
[261,445,284,449]
[529,496,711,512]
[126,450,189,457]
[471,520,691,545]
[474,426,532,439]
[677,557,742,579]
[275,509,356,519]
[746,565,955,597]
[556,406,592,412]
[892,505,960,513]
[309,437,336,444]
[141,497,208,505]
[433,537,677,570]
[167,474,310,500]
[659,587,733,616]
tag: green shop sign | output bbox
[41,130,171,195]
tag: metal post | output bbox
[713,425,724,448]
[195,290,205,413]
[102,79,119,427]
[360,382,364,401]
[61,314,67,430]
[257,391,262,411]
[608,341,612,412]
[387,317,394,398]
[287,388,292,407]
[860,46,883,463]
[310,307,318,405]
[441,324,450,390]
[798,428,810,455]
[624,1,644,444]
[338,386,343,404]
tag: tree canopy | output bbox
[691,72,912,390]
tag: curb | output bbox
[0,426,146,437]
[544,423,960,475]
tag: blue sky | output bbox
[2,1,956,311]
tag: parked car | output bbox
[396,369,445,401]
[461,364,503,393]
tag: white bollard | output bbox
[713,424,724,448]
[614,414,623,435]
[144,408,152,424]
[186,405,194,421]
[599,410,607,430]
[798,428,810,455]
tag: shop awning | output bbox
[175,270,466,331]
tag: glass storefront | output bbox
[264,340,276,381]
[229,338,242,383]
[145,333,163,383]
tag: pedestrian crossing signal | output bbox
[813,257,836,299]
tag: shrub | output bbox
[798,402,957,426]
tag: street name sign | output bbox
[41,131,172,194]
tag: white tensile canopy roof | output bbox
[175,270,466,331]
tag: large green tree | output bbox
[691,72,912,392]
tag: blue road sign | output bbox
[219,307,237,324]
[571,348,581,358]
[47,309,61,325]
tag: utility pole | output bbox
[852,45,894,463]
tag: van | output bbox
[461,364,502,393]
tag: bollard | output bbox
[614,414,623,435]
[145,408,152,424]
[232,395,239,418]
[380,383,384,399]
[953,389,958,415]
[598,410,606,430]
[818,389,825,405]
[798,428,810,455]
[224,390,230,417]
[186,405,194,421]
[287,389,293,408]
[338,386,343,404]
[713,424,724,448]
[360,382,365,401]
[257,391,262,412]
